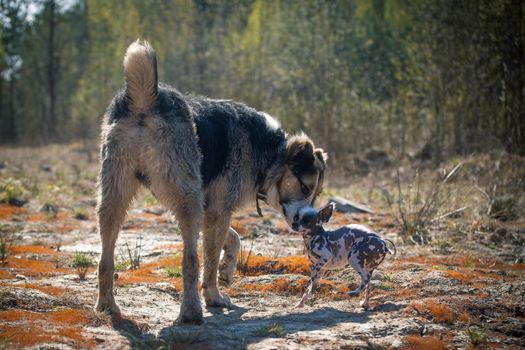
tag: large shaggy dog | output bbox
[95,40,327,324]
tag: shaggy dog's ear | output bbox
[286,134,315,166]
[314,148,328,169]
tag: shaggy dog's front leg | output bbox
[202,212,233,308]
[218,227,240,287]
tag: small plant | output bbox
[40,203,58,220]
[384,163,463,244]
[142,193,160,207]
[118,236,143,270]
[164,265,182,278]
[477,184,523,221]
[0,336,11,350]
[0,229,15,265]
[71,252,96,280]
[55,237,62,252]
[381,273,397,283]
[0,178,27,206]
[73,208,89,220]
[466,326,488,346]
[236,239,254,275]
[253,323,286,337]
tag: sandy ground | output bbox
[1,200,524,350]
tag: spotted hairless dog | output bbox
[294,203,396,309]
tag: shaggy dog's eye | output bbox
[300,182,310,195]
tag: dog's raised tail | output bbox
[123,40,158,111]
[384,239,397,256]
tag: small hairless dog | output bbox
[294,203,396,309]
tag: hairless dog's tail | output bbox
[383,239,397,256]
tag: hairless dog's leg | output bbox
[348,255,370,297]
[296,260,326,308]
[360,270,373,309]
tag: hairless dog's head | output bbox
[293,202,335,232]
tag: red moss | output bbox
[26,211,69,222]
[513,263,525,270]
[26,284,68,296]
[157,243,184,250]
[0,283,67,297]
[408,301,456,324]
[383,288,418,300]
[400,335,447,350]
[446,268,504,284]
[459,311,471,323]
[117,255,183,285]
[231,277,351,300]
[239,255,311,276]
[0,204,27,219]
[0,269,14,279]
[403,255,514,271]
[11,245,58,255]
[446,270,473,282]
[234,277,308,296]
[230,219,249,236]
[0,309,95,348]
[4,257,72,277]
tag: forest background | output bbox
[1,0,524,166]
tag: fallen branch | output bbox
[431,206,469,222]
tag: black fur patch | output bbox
[137,113,146,126]
[155,84,192,122]
[135,170,150,186]
[237,108,286,188]
[106,90,129,123]
[194,107,230,187]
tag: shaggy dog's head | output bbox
[266,133,327,228]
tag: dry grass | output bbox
[384,163,463,244]
[0,231,15,266]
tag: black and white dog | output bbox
[294,203,396,309]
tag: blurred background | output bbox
[1,0,523,165]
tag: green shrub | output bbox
[164,266,182,278]
[74,208,89,220]
[71,252,96,280]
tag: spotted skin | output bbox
[296,204,395,309]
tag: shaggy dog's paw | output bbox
[218,271,234,287]
[218,257,236,288]
[95,299,121,316]
[177,301,204,325]
[203,288,232,309]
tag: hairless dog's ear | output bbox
[318,203,335,223]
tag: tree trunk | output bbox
[47,0,57,140]
[503,0,525,155]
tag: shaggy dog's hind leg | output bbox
[176,208,204,324]
[218,227,240,287]
[95,152,139,315]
